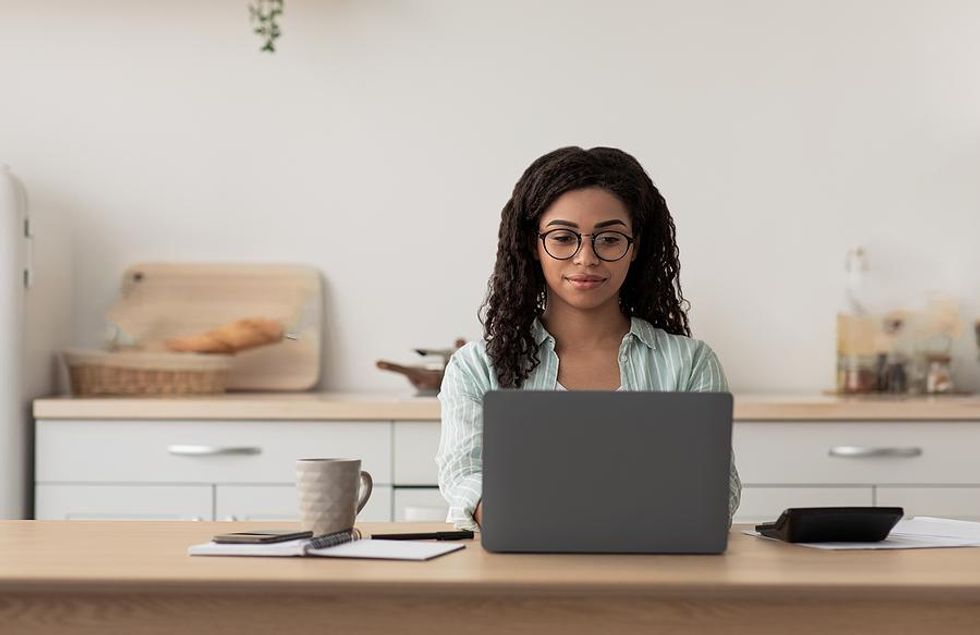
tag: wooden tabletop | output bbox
[3,521,980,600]
[32,392,980,421]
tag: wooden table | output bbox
[2,521,980,634]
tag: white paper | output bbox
[188,538,309,557]
[890,517,980,542]
[308,539,465,561]
[188,538,465,560]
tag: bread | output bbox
[165,318,284,354]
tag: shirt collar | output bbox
[532,316,657,350]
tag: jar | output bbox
[837,354,877,394]
[925,354,954,394]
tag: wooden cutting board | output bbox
[106,263,322,391]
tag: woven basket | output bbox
[63,349,233,397]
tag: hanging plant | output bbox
[249,0,284,53]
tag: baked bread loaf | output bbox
[165,318,284,354]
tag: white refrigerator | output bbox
[0,164,71,519]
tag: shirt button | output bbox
[620,354,628,362]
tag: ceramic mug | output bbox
[295,458,373,536]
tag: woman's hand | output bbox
[474,501,483,527]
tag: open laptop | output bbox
[480,390,733,554]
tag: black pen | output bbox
[370,530,474,541]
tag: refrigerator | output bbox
[0,164,71,519]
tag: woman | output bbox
[436,146,741,531]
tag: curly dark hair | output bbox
[479,146,691,388]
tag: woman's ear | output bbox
[631,238,639,262]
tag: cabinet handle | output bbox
[828,446,922,458]
[167,444,261,456]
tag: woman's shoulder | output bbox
[442,340,495,393]
[632,318,728,390]
[632,318,721,367]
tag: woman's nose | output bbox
[573,237,601,265]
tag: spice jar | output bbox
[837,354,877,394]
[925,354,954,394]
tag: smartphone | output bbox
[212,529,313,544]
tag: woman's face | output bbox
[535,187,637,313]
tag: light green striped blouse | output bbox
[435,316,742,531]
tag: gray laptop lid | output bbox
[481,391,733,554]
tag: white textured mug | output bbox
[295,458,373,536]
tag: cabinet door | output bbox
[393,487,448,522]
[734,486,873,523]
[734,421,980,484]
[393,421,441,485]
[35,484,213,521]
[875,487,980,521]
[215,484,393,522]
[36,419,392,484]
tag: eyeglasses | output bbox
[538,228,635,262]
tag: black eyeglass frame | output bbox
[537,228,636,262]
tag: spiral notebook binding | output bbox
[308,527,362,550]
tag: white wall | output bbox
[2,0,978,394]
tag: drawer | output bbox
[35,484,213,520]
[876,486,980,521]
[215,484,392,522]
[393,421,441,485]
[734,422,980,485]
[393,487,448,522]
[36,419,392,484]
[733,486,873,523]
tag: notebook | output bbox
[188,529,465,561]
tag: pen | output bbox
[370,530,475,541]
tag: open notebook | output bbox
[188,529,465,561]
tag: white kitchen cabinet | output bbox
[393,421,441,485]
[393,487,448,522]
[34,414,980,523]
[733,422,980,485]
[734,486,873,523]
[214,484,392,522]
[36,419,392,484]
[875,487,980,521]
[35,419,396,522]
[35,484,212,521]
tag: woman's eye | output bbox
[550,235,575,243]
[599,235,623,245]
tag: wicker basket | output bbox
[63,349,233,397]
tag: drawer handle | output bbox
[828,446,922,458]
[168,445,261,457]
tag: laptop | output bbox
[480,390,733,554]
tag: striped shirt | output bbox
[435,316,742,531]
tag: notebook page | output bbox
[188,538,309,557]
[308,539,465,561]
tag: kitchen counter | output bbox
[32,392,980,420]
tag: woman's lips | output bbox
[565,276,606,290]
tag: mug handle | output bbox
[356,471,373,514]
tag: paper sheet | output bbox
[308,539,465,560]
[188,538,466,560]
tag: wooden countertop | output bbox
[1,520,979,599]
[32,392,980,421]
[5,521,980,634]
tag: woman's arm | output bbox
[435,345,489,531]
[687,341,742,525]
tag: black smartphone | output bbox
[212,529,313,544]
